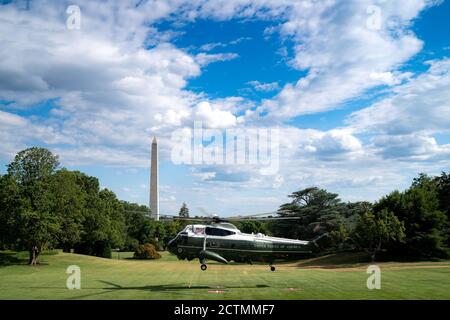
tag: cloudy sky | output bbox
[1,0,449,215]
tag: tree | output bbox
[7,147,59,187]
[6,148,61,265]
[437,172,450,216]
[272,187,357,242]
[437,172,450,247]
[49,170,85,252]
[437,172,450,211]
[0,174,22,249]
[329,224,350,250]
[99,189,126,250]
[22,208,61,265]
[352,209,405,262]
[239,221,269,235]
[375,177,449,259]
[73,175,126,258]
[147,220,167,249]
[122,201,150,250]
[76,188,126,258]
[179,202,189,218]
[163,220,185,247]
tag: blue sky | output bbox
[1,0,450,216]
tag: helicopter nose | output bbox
[167,239,176,253]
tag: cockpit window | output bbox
[205,227,235,236]
[194,227,205,235]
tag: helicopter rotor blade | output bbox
[124,209,299,222]
[159,215,213,222]
[226,216,301,222]
[225,209,292,219]
[197,207,217,217]
[223,210,296,221]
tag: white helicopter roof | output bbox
[183,223,240,232]
[212,222,239,230]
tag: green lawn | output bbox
[1,250,449,300]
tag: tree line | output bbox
[1,147,449,264]
[0,147,185,264]
[257,173,449,261]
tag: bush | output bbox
[133,243,161,259]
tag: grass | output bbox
[0,250,449,300]
[111,251,135,260]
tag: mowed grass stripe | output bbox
[0,251,449,300]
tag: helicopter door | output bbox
[209,240,219,248]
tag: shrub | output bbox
[133,243,161,259]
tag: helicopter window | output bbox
[205,227,235,237]
[194,227,205,235]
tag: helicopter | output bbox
[161,211,326,271]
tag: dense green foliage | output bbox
[0,148,185,263]
[270,187,365,250]
[352,209,405,261]
[270,174,449,260]
[373,173,449,259]
[238,220,270,235]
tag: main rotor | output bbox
[124,208,301,224]
[157,209,299,223]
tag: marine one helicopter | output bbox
[161,211,325,271]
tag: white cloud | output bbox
[0,0,448,212]
[0,2,205,166]
[0,110,27,127]
[371,134,450,161]
[250,0,435,120]
[369,71,413,86]
[343,58,450,162]
[300,129,364,160]
[193,101,240,128]
[272,174,284,189]
[199,37,251,51]
[349,58,450,135]
[247,81,280,92]
[195,52,239,66]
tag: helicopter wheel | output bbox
[201,264,207,271]
[270,266,276,272]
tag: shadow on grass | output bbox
[0,252,28,267]
[0,251,52,268]
[27,281,271,299]
[98,280,269,291]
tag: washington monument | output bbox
[150,136,159,221]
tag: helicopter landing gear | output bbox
[201,264,207,271]
[270,265,276,272]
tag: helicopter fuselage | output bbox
[167,223,313,270]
